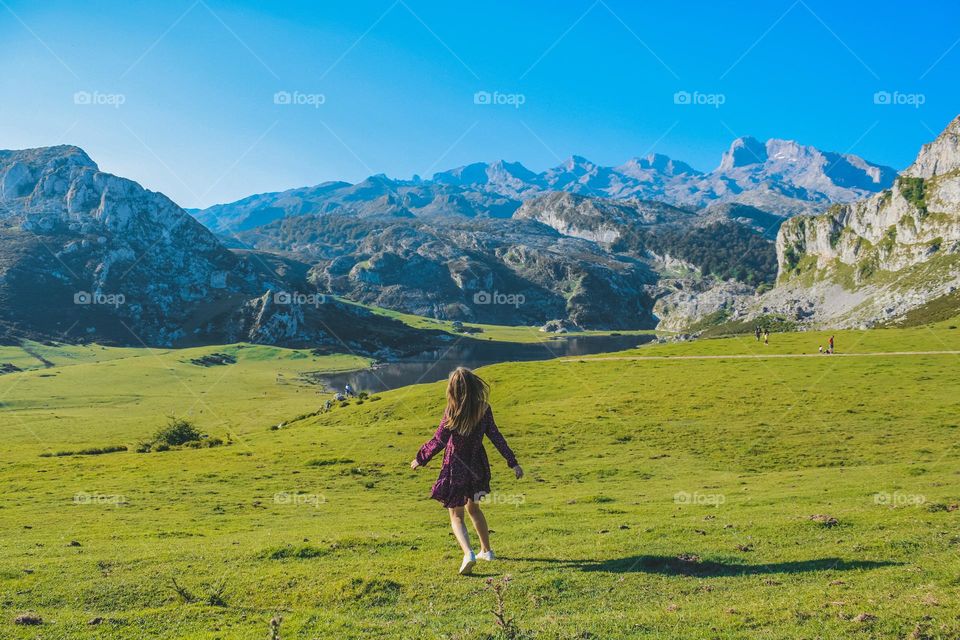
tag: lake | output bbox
[317,333,655,393]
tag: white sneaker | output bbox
[459,551,476,575]
[477,550,495,561]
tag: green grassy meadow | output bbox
[1,320,959,638]
[334,296,661,343]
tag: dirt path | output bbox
[562,350,960,363]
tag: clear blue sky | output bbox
[1,0,958,208]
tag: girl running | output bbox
[411,367,523,575]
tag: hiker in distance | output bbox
[411,367,524,575]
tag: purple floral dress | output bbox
[416,407,518,508]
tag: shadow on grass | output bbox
[500,555,899,576]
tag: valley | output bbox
[3,4,958,639]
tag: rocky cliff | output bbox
[768,115,960,326]
[0,146,441,352]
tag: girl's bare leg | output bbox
[448,506,472,554]
[465,499,491,552]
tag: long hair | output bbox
[444,367,489,435]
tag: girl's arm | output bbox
[414,418,451,467]
[484,408,519,468]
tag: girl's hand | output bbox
[410,459,420,470]
[512,465,524,479]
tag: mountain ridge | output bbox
[194,136,896,233]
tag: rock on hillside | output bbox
[514,192,695,243]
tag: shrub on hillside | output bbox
[136,417,227,453]
[154,417,202,446]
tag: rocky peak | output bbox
[487,159,537,183]
[431,162,490,185]
[904,114,960,179]
[618,153,700,177]
[1,145,99,204]
[558,155,597,175]
[718,136,768,170]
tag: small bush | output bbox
[154,417,202,446]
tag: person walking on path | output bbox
[829,335,835,354]
[411,367,524,575]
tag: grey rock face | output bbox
[238,213,660,330]
[0,145,441,352]
[903,115,960,179]
[514,192,694,243]
[653,278,757,332]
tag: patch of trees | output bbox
[613,221,778,286]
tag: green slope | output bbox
[0,322,958,638]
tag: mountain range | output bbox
[2,120,957,348]
[195,136,896,233]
